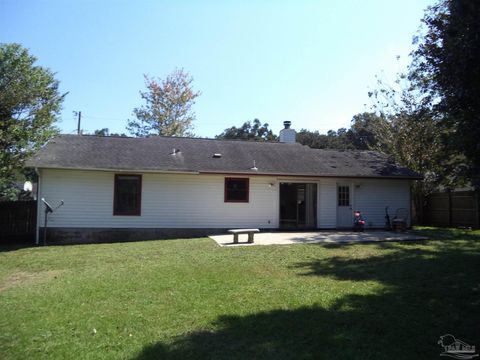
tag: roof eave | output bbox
[31,165,200,175]
[28,166,422,180]
[199,170,422,180]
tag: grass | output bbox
[1,228,479,359]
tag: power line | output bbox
[82,114,129,121]
[67,113,128,134]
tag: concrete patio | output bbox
[209,231,428,247]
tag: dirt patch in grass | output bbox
[0,270,63,292]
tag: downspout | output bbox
[351,182,355,227]
[409,181,413,228]
[35,168,41,245]
[316,181,320,229]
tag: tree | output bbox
[94,128,109,136]
[127,69,201,137]
[0,43,65,200]
[411,0,480,188]
[215,119,278,141]
[93,128,127,137]
[348,112,390,151]
[296,128,354,150]
[368,70,461,223]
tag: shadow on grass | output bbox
[132,241,480,360]
[411,227,480,241]
[0,242,36,253]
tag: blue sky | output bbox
[1,0,433,137]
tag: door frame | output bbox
[279,181,318,229]
[336,182,354,228]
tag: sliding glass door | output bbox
[280,183,317,229]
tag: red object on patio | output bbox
[353,211,366,232]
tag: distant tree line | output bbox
[216,119,277,141]
[295,112,388,151]
[92,128,127,137]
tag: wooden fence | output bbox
[425,190,479,228]
[0,201,37,243]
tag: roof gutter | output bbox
[31,166,200,175]
[28,166,422,180]
[198,170,423,181]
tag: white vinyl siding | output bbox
[317,179,337,228]
[37,169,279,229]
[37,169,412,231]
[353,179,411,227]
[316,179,411,229]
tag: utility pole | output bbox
[77,111,82,135]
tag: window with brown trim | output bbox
[225,178,249,203]
[114,174,142,215]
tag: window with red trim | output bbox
[225,178,249,202]
[114,174,142,215]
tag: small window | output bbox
[114,174,142,215]
[225,178,249,203]
[338,185,350,207]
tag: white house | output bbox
[27,122,421,244]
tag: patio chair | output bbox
[392,208,408,232]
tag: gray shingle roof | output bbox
[26,134,421,179]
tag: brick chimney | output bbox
[279,121,296,143]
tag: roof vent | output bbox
[212,153,222,158]
[250,160,258,171]
[170,148,180,155]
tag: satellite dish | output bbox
[23,181,33,192]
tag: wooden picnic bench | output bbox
[228,229,260,244]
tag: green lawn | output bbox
[1,228,479,360]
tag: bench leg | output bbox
[233,234,239,244]
[248,233,254,243]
